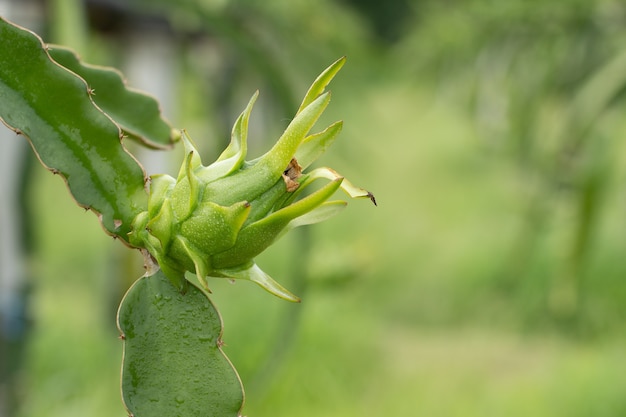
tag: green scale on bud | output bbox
[129,57,375,302]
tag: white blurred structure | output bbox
[0,1,43,416]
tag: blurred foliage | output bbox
[7,0,626,416]
[339,0,412,43]
[392,0,626,332]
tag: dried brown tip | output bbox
[282,158,303,192]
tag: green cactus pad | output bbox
[117,271,244,417]
[47,45,178,149]
[0,18,148,241]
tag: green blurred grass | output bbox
[15,67,626,417]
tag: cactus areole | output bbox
[129,57,376,302]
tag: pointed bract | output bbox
[296,121,343,169]
[214,263,301,303]
[297,56,346,115]
[200,92,257,182]
[257,92,331,179]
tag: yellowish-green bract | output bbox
[129,57,375,302]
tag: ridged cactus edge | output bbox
[0,17,170,241]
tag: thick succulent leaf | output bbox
[47,45,178,149]
[297,56,346,115]
[296,121,343,169]
[0,18,147,241]
[117,271,244,417]
[214,263,300,302]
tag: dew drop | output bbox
[198,334,211,342]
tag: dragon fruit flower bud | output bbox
[129,57,375,302]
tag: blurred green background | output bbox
[2,0,626,416]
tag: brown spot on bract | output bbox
[282,158,302,192]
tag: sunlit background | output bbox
[2,0,626,416]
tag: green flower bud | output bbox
[129,57,375,302]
